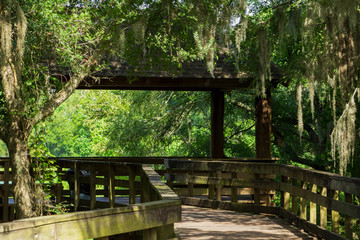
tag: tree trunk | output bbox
[6,132,36,219]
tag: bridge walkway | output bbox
[175,205,317,240]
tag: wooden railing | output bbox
[165,158,360,240]
[0,158,181,239]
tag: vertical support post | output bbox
[157,224,175,240]
[254,173,261,205]
[231,172,238,203]
[216,170,222,201]
[188,169,194,197]
[331,190,340,233]
[292,178,298,215]
[210,91,224,201]
[208,171,215,200]
[141,171,150,203]
[129,166,136,205]
[345,193,353,240]
[2,161,10,222]
[255,88,271,158]
[143,227,157,240]
[74,162,80,212]
[90,165,96,210]
[300,181,307,220]
[309,183,317,224]
[109,164,115,208]
[56,167,63,205]
[320,186,327,229]
[210,90,225,159]
[166,168,173,189]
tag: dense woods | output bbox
[1,0,360,219]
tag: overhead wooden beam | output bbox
[77,76,253,91]
[255,89,271,158]
[210,90,225,158]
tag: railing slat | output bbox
[74,162,80,212]
[90,165,96,210]
[300,181,307,220]
[331,190,340,233]
[291,178,298,215]
[281,176,290,210]
[128,166,136,205]
[309,184,317,225]
[345,193,353,240]
[320,186,327,229]
[108,165,115,208]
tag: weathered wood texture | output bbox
[165,158,360,239]
[176,205,316,240]
[210,90,224,158]
[0,158,181,240]
[255,89,271,159]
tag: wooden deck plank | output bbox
[175,206,317,240]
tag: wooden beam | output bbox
[255,89,271,158]
[210,91,225,158]
[77,76,253,91]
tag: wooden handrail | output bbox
[0,159,181,239]
[165,158,360,240]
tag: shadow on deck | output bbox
[176,205,316,240]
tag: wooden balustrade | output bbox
[165,158,360,240]
[0,158,181,239]
[1,156,359,239]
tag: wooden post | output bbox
[320,186,327,229]
[208,171,215,200]
[74,162,80,212]
[255,88,271,158]
[109,165,115,208]
[345,193,353,240]
[2,161,10,222]
[157,224,175,240]
[129,166,136,205]
[300,181,307,220]
[309,184,317,224]
[143,227,157,240]
[188,169,194,197]
[216,170,222,201]
[56,167,63,205]
[231,172,238,203]
[141,172,150,203]
[254,173,261,205]
[90,165,96,210]
[331,190,340,233]
[210,90,225,159]
[166,168,174,189]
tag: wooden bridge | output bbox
[0,157,359,239]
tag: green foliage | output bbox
[42,90,258,158]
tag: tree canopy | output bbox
[1,0,360,219]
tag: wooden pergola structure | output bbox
[76,55,275,159]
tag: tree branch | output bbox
[31,73,85,129]
[228,98,254,112]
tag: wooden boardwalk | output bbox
[175,205,317,240]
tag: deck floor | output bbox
[175,205,317,240]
